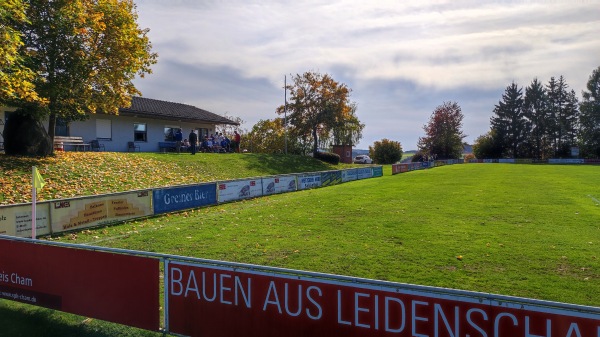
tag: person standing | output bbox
[189,129,198,155]
[175,128,183,153]
[233,131,241,153]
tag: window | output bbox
[134,123,147,142]
[164,125,180,141]
[198,128,209,138]
[96,119,112,140]
[55,117,69,136]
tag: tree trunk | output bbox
[48,112,57,155]
[312,126,318,156]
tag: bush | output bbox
[369,139,403,164]
[411,150,425,162]
[314,151,340,165]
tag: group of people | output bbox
[174,128,241,155]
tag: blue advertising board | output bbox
[153,183,217,214]
[372,166,383,177]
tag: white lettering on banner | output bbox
[163,192,192,205]
[263,282,322,319]
[169,267,251,308]
[412,300,429,337]
[306,286,323,320]
[466,308,488,337]
[10,273,32,287]
[495,313,518,337]
[0,271,33,287]
[435,304,459,337]
[263,281,282,313]
[195,190,209,200]
[525,317,551,337]
[167,264,600,337]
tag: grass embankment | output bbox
[0,152,344,205]
[1,154,599,336]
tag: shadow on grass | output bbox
[0,301,160,337]
[0,154,55,173]
[239,153,334,175]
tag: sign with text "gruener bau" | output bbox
[167,261,599,337]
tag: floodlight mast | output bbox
[284,75,288,155]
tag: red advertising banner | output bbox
[0,238,160,331]
[167,262,599,337]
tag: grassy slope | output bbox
[1,154,599,336]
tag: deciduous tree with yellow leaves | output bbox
[1,0,157,154]
[278,71,361,156]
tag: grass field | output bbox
[1,154,599,336]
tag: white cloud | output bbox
[133,0,600,149]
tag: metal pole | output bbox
[284,75,288,155]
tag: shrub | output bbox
[369,139,403,164]
[314,151,340,165]
[411,150,425,162]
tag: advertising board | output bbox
[372,166,383,177]
[549,159,585,164]
[166,262,600,337]
[52,190,153,231]
[153,183,216,215]
[499,159,516,163]
[262,175,297,195]
[297,173,322,190]
[0,237,160,331]
[218,179,263,203]
[392,164,408,174]
[0,202,51,237]
[356,167,373,180]
[342,168,358,182]
[321,171,342,187]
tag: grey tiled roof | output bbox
[119,96,238,125]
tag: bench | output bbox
[54,136,91,151]
[159,141,177,152]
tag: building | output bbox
[0,96,238,152]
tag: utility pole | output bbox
[284,75,288,155]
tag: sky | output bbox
[132,0,600,150]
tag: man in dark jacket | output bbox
[175,128,183,153]
[189,130,198,155]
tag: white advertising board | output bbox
[297,174,322,190]
[218,178,263,203]
[261,176,297,195]
[0,202,51,237]
[50,191,153,233]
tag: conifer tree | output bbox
[490,82,526,157]
[579,66,600,158]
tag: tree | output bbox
[369,139,403,164]
[472,130,503,159]
[490,82,526,158]
[245,118,303,154]
[215,112,245,138]
[278,71,357,155]
[546,76,579,157]
[523,78,551,159]
[329,102,364,147]
[417,101,466,159]
[0,0,41,104]
[7,0,157,153]
[579,66,600,158]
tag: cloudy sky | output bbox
[132,0,600,150]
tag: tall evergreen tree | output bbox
[579,66,600,158]
[490,82,526,157]
[546,76,579,157]
[523,78,550,158]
